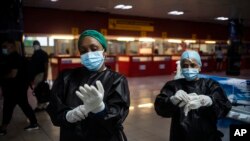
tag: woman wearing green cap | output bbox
[154,50,231,141]
[47,30,130,141]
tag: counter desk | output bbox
[50,56,116,80]
[117,55,172,77]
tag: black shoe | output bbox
[24,124,39,131]
[0,129,7,136]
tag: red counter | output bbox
[170,55,218,73]
[152,55,172,75]
[51,56,116,80]
[117,55,152,77]
[170,55,181,74]
[117,55,172,77]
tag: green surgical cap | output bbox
[78,30,107,51]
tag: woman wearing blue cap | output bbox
[154,50,232,141]
[46,30,130,141]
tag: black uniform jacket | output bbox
[47,67,130,141]
[155,78,232,141]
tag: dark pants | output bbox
[1,83,37,125]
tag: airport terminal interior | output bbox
[0,0,250,141]
[0,70,250,141]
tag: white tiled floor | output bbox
[0,70,250,141]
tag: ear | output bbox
[103,51,107,58]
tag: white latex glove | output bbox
[66,105,86,123]
[184,95,213,116]
[170,90,190,105]
[178,93,199,107]
[75,80,105,115]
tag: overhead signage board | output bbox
[109,18,154,32]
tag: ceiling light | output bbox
[114,4,124,9]
[114,4,133,10]
[117,37,135,41]
[139,38,155,42]
[215,17,229,21]
[122,5,133,9]
[205,40,216,44]
[51,0,58,2]
[167,39,182,43]
[184,40,196,44]
[168,11,184,15]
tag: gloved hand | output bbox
[178,93,199,107]
[170,90,190,106]
[184,95,213,116]
[76,80,105,116]
[66,105,86,123]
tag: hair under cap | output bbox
[181,50,202,66]
[78,30,107,51]
[33,40,40,46]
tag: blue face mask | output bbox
[80,50,104,71]
[181,68,199,81]
[2,49,8,55]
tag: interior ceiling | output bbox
[23,0,250,26]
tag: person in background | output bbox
[215,47,224,71]
[0,40,39,136]
[30,40,49,111]
[154,50,232,141]
[46,30,130,141]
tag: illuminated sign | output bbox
[109,18,154,31]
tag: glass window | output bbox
[24,36,48,47]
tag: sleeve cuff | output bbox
[92,102,105,113]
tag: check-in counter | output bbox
[50,56,116,80]
[118,55,172,77]
[50,57,81,80]
[170,55,181,74]
[117,55,152,77]
[170,55,218,73]
[152,55,172,75]
[105,55,116,70]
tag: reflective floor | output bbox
[0,70,250,141]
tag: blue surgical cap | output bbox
[181,50,202,66]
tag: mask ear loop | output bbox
[101,49,107,71]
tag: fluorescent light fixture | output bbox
[51,0,58,2]
[114,4,124,9]
[117,37,135,41]
[114,4,133,10]
[215,17,229,21]
[205,40,216,44]
[168,10,184,15]
[184,40,196,44]
[50,35,74,40]
[122,5,133,9]
[138,103,153,108]
[167,39,182,43]
[139,38,155,42]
